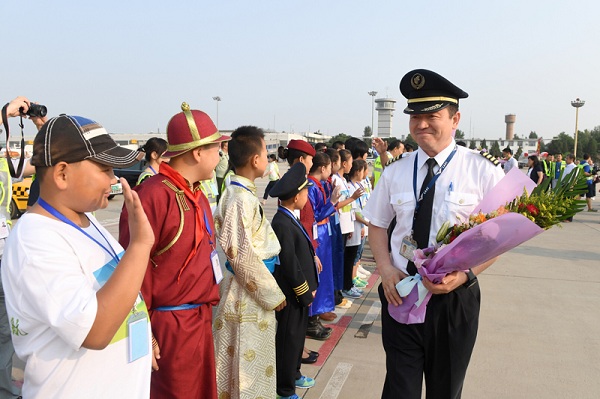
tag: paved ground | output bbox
[11,164,600,398]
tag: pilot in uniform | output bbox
[364,69,505,399]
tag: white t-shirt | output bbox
[504,156,518,174]
[266,162,280,181]
[1,213,151,399]
[364,142,505,274]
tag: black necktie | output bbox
[407,158,437,275]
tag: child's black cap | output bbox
[269,163,313,200]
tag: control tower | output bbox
[375,98,396,139]
[505,114,516,140]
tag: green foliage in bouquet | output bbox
[436,169,588,244]
[507,169,588,227]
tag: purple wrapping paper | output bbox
[389,170,544,324]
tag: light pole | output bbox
[571,98,585,159]
[212,96,221,128]
[368,91,377,138]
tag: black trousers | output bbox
[378,282,480,399]
[263,180,279,200]
[343,244,359,291]
[276,300,308,396]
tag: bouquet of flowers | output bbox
[391,167,587,324]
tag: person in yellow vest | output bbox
[372,139,405,188]
[552,153,566,188]
[199,171,219,214]
[1,96,46,399]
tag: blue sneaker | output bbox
[277,395,300,399]
[341,287,363,299]
[295,375,316,389]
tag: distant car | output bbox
[113,160,148,187]
[11,176,32,219]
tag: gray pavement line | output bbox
[317,362,353,399]
[481,273,600,283]
[354,301,381,339]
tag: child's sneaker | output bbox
[358,264,372,277]
[342,287,363,299]
[352,276,368,288]
[295,376,315,389]
[336,298,352,309]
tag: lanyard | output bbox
[38,198,121,265]
[230,181,252,194]
[149,166,158,175]
[203,212,213,247]
[278,206,312,244]
[349,181,363,208]
[412,146,457,215]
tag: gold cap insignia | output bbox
[411,73,425,90]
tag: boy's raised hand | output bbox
[121,178,154,248]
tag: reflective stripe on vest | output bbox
[0,159,12,223]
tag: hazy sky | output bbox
[2,1,599,141]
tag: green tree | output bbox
[480,139,488,151]
[469,140,477,150]
[489,141,502,158]
[546,132,574,156]
[327,133,352,147]
[455,129,465,139]
[513,133,521,139]
[363,126,372,137]
[514,146,523,163]
[529,131,538,139]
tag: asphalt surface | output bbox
[11,164,600,398]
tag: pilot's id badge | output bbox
[400,235,417,261]
[211,250,223,284]
[127,310,149,363]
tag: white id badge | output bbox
[127,312,149,363]
[211,250,223,284]
[350,210,356,222]
[400,235,418,261]
[0,218,8,239]
[312,223,318,239]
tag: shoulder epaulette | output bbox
[479,151,500,166]
[385,154,404,167]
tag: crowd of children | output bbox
[1,98,405,398]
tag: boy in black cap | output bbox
[2,115,153,398]
[270,163,319,399]
[365,69,504,399]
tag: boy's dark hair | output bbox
[344,137,360,155]
[269,154,277,161]
[338,149,352,164]
[405,143,415,152]
[309,152,331,174]
[351,140,369,160]
[332,141,345,150]
[228,126,265,169]
[583,153,590,160]
[325,148,340,163]
[387,140,402,152]
[34,166,50,184]
[502,147,513,155]
[315,142,328,153]
[140,137,168,162]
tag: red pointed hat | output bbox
[163,102,230,158]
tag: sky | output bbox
[2,1,600,141]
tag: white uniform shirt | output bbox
[363,140,505,274]
[504,156,518,174]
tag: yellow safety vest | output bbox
[372,156,383,188]
[0,159,12,227]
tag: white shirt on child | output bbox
[1,213,151,399]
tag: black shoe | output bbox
[307,317,332,340]
[301,351,318,364]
